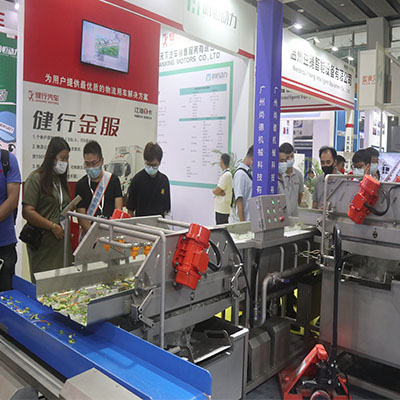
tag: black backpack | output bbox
[231,167,252,207]
[1,149,17,223]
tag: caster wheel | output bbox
[310,389,331,400]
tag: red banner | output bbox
[24,0,160,105]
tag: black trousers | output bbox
[0,244,17,291]
[215,212,229,225]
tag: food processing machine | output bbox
[299,175,400,398]
[1,213,249,400]
[224,195,321,393]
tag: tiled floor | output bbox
[247,375,387,400]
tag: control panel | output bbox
[248,195,289,241]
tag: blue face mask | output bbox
[145,165,159,176]
[287,159,295,168]
[86,166,102,179]
[279,162,288,175]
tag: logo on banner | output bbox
[134,107,153,120]
[187,0,238,30]
[0,45,17,58]
[28,90,60,105]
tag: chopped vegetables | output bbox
[37,274,135,326]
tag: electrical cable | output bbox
[207,239,222,272]
[365,185,400,216]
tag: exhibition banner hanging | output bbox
[183,0,240,53]
[357,47,385,111]
[0,32,17,152]
[282,30,355,110]
[252,0,283,197]
[22,0,160,187]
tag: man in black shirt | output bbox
[76,141,122,232]
[127,142,170,217]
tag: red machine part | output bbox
[347,175,380,224]
[279,344,350,400]
[172,223,210,290]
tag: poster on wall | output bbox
[22,0,160,191]
[0,32,17,153]
[158,30,233,188]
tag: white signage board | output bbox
[282,30,355,110]
[22,82,157,181]
[183,0,240,53]
[358,50,377,110]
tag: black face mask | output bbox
[322,165,335,175]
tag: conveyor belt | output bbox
[0,276,211,400]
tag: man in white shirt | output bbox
[233,145,253,221]
[213,153,232,225]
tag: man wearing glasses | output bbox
[75,140,123,232]
[127,142,170,217]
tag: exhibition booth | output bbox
[0,0,356,272]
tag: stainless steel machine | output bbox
[35,213,249,400]
[225,195,320,393]
[300,175,400,398]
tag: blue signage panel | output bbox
[252,0,283,197]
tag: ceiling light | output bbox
[294,23,303,30]
[15,1,19,10]
[314,37,320,44]
[348,55,354,61]
[297,9,304,13]
[392,116,395,122]
[332,46,338,52]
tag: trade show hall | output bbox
[1,0,400,399]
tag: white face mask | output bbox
[353,168,364,176]
[370,163,379,174]
[287,159,295,168]
[54,160,68,175]
[279,162,288,175]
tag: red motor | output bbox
[173,223,210,290]
[348,175,380,224]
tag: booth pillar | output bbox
[252,0,283,197]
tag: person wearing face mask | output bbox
[312,146,340,209]
[351,149,371,177]
[75,141,123,233]
[335,155,346,175]
[366,147,380,180]
[127,142,170,217]
[22,137,72,282]
[277,143,304,217]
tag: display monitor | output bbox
[81,20,130,73]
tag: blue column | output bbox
[252,0,283,197]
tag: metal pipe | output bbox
[293,243,298,269]
[67,211,158,241]
[305,240,311,264]
[257,262,317,326]
[63,214,70,267]
[98,238,136,249]
[280,246,285,273]
[157,218,190,228]
[98,224,157,242]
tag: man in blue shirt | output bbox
[0,150,21,291]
